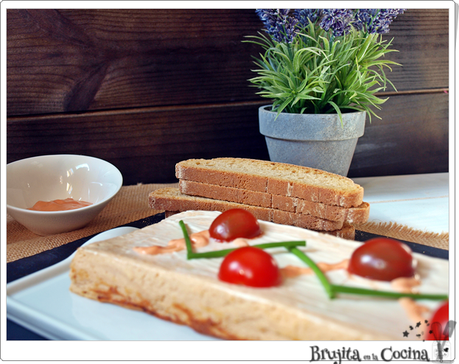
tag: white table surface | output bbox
[352,173,449,236]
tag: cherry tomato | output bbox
[425,301,449,341]
[347,237,415,281]
[218,246,282,287]
[209,209,262,242]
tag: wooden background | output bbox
[7,9,449,185]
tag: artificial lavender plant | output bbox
[247,9,405,122]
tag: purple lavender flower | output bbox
[372,9,405,34]
[293,9,322,27]
[320,9,355,37]
[256,8,405,42]
[256,9,299,43]
[355,9,405,34]
[353,9,378,31]
[255,9,287,29]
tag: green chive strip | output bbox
[288,245,448,301]
[288,246,335,299]
[179,219,305,259]
[331,285,448,301]
[188,241,306,259]
[179,220,194,260]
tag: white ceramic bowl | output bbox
[7,154,123,236]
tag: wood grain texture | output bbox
[7,9,449,183]
[349,92,449,177]
[7,92,448,183]
[382,9,449,91]
[7,9,262,116]
[7,9,448,116]
[7,103,270,184]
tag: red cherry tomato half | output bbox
[209,209,262,242]
[218,246,282,288]
[425,301,449,341]
[347,237,415,281]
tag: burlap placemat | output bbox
[354,221,449,250]
[8,182,448,263]
[6,183,178,263]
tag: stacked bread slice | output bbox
[149,158,370,239]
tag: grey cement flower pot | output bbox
[259,105,366,176]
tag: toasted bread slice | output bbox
[149,187,343,231]
[176,158,364,207]
[179,179,369,223]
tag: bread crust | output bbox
[176,158,364,208]
[149,188,343,231]
[179,180,369,223]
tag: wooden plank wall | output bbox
[7,9,449,185]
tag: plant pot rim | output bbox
[259,104,367,116]
[259,104,366,141]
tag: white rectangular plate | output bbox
[7,227,217,340]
